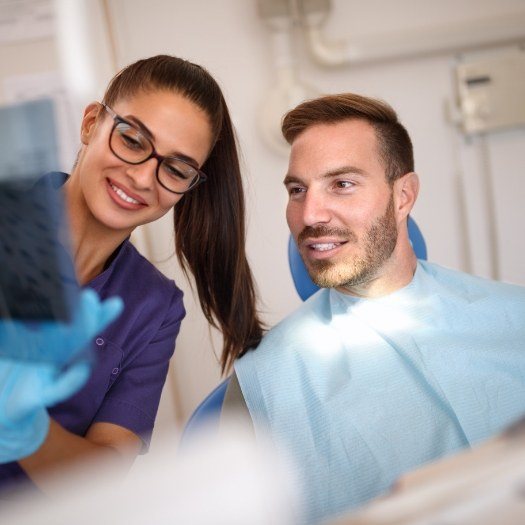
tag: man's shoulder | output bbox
[421,260,525,303]
[234,289,334,399]
[243,288,333,358]
[273,287,331,328]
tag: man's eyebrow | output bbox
[283,166,367,185]
[125,115,199,166]
[283,174,302,185]
[322,166,367,178]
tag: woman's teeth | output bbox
[110,183,140,204]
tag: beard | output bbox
[299,196,398,289]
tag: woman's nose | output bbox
[125,158,158,190]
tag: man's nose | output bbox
[302,190,331,226]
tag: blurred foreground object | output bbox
[0,99,77,325]
[0,290,123,463]
[0,420,298,525]
[0,174,79,324]
[0,99,59,181]
[329,417,525,525]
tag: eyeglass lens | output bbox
[110,121,200,193]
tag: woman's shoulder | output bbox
[118,240,169,279]
[107,239,184,308]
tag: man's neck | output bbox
[336,246,418,299]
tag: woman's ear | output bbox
[80,103,103,145]
[394,172,419,221]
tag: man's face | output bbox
[285,119,399,292]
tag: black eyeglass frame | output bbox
[101,103,207,195]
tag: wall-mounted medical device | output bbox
[455,50,525,134]
[257,0,525,154]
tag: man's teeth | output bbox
[311,243,340,251]
[110,183,140,204]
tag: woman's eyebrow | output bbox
[125,115,199,166]
[126,115,154,141]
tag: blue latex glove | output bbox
[0,289,123,463]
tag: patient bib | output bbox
[235,262,525,524]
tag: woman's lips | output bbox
[106,178,147,210]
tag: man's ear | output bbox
[80,102,103,145]
[393,172,419,221]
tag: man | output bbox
[232,93,525,525]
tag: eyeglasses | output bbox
[101,103,207,194]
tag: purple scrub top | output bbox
[0,173,185,495]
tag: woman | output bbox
[0,55,263,492]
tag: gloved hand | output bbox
[0,289,123,463]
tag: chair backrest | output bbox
[181,379,230,444]
[288,215,427,301]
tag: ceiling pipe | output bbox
[293,0,525,66]
[53,0,116,116]
[257,0,319,155]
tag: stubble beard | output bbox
[303,196,398,289]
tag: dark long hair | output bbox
[103,55,264,373]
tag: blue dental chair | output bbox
[183,217,427,437]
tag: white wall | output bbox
[2,0,524,446]
[105,0,525,435]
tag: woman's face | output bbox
[73,89,213,236]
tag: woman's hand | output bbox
[0,290,123,463]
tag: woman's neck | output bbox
[70,228,125,285]
[64,176,129,286]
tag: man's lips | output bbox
[298,227,355,257]
[307,240,347,252]
[299,239,349,260]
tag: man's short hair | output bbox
[281,93,414,184]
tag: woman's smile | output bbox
[106,178,147,210]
